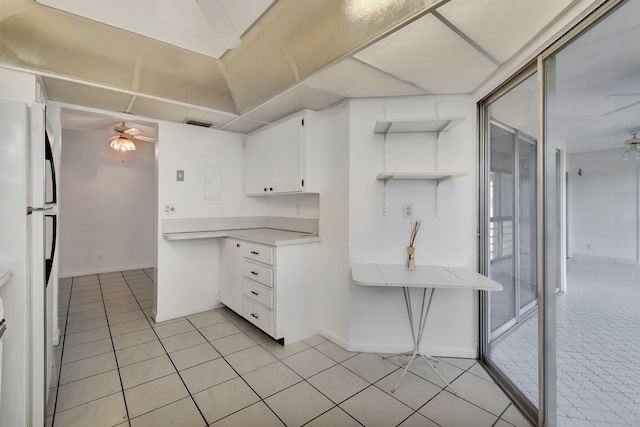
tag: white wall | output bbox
[58,129,156,276]
[347,95,479,357]
[569,148,638,264]
[313,102,351,347]
[155,121,264,321]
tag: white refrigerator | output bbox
[0,97,56,427]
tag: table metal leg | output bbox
[388,287,458,395]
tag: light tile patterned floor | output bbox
[490,259,640,427]
[50,268,531,427]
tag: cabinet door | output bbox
[220,238,243,314]
[269,113,304,193]
[245,128,270,195]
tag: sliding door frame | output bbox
[479,1,627,426]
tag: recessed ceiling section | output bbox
[0,6,140,89]
[244,85,344,123]
[34,0,274,59]
[304,58,426,98]
[436,0,574,64]
[220,118,269,134]
[42,77,133,113]
[354,13,498,94]
[129,97,237,129]
[136,41,236,113]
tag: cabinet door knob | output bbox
[251,313,259,319]
[250,271,258,276]
[264,187,267,192]
[236,243,241,248]
[269,187,273,191]
[251,290,259,296]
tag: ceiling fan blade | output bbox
[602,100,640,116]
[132,135,155,142]
[108,135,120,141]
[124,127,141,135]
[113,123,130,133]
[606,93,640,97]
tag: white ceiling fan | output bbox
[602,93,640,116]
[108,122,155,152]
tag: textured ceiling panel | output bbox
[129,97,237,129]
[266,0,425,81]
[437,0,573,64]
[61,109,157,138]
[0,6,139,89]
[220,19,300,115]
[354,14,497,94]
[304,58,426,98]
[35,0,226,58]
[42,77,133,113]
[244,85,344,123]
[222,0,433,114]
[137,41,236,113]
[220,119,268,134]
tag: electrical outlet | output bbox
[164,204,176,215]
[176,170,184,181]
[403,203,413,219]
[97,254,103,262]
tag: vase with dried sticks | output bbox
[406,220,421,271]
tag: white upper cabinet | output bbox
[245,110,318,195]
[245,127,270,194]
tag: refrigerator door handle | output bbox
[45,214,56,286]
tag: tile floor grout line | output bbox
[50,277,74,427]
[122,274,210,426]
[181,315,291,426]
[97,272,133,427]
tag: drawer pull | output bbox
[250,271,258,276]
[251,290,259,296]
[250,251,259,255]
[250,313,259,319]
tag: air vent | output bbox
[184,118,215,128]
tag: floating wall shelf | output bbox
[376,172,468,185]
[374,117,464,135]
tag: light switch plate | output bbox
[177,170,184,181]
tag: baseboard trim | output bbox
[154,301,224,323]
[316,328,349,351]
[570,253,637,265]
[347,341,476,358]
[59,265,154,279]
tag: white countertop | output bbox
[0,271,9,288]
[163,228,320,246]
[352,263,502,291]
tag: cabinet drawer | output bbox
[242,260,274,288]
[243,278,274,309]
[242,242,274,266]
[243,296,274,336]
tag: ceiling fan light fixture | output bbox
[622,132,640,160]
[110,136,136,152]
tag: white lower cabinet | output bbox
[220,238,318,344]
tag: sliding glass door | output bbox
[489,120,538,338]
[480,2,630,426]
